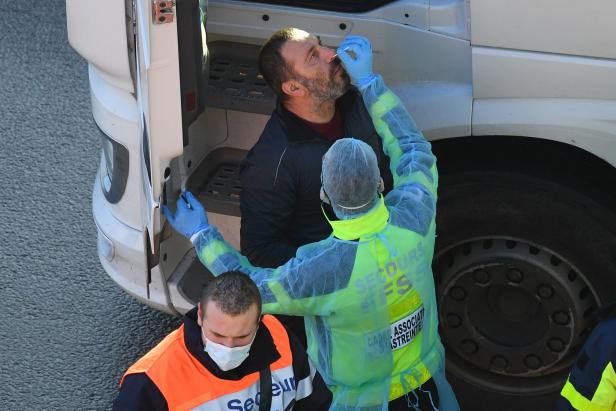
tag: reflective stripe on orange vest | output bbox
[122,315,298,411]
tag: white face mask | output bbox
[202,328,257,371]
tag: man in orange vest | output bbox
[112,271,332,411]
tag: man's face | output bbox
[281,32,350,103]
[198,301,259,348]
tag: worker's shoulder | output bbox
[591,316,616,343]
[385,183,436,213]
[581,316,616,365]
[384,185,436,236]
[129,328,185,374]
[114,373,167,411]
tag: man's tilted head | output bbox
[259,27,349,103]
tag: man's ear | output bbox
[281,80,305,97]
[197,302,203,327]
[378,177,385,194]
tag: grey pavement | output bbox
[0,2,180,410]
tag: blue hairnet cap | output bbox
[322,138,380,219]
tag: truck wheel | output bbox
[434,171,616,410]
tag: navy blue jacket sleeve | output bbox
[112,373,168,411]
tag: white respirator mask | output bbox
[202,328,257,371]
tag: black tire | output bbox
[434,171,616,411]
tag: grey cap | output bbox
[322,138,380,219]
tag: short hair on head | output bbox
[200,271,262,319]
[259,27,311,96]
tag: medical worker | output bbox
[557,302,616,410]
[241,27,394,345]
[164,35,459,410]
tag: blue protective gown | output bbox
[192,75,459,410]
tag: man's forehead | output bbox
[281,33,320,61]
[205,301,258,323]
[288,28,317,42]
[205,317,255,335]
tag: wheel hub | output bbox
[468,279,550,348]
[436,237,598,391]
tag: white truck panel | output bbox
[473,47,616,100]
[473,98,616,168]
[89,65,143,231]
[429,0,469,40]
[470,0,616,59]
[66,0,134,92]
[135,0,184,201]
[207,1,354,45]
[93,173,168,311]
[392,82,472,139]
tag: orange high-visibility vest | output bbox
[122,315,297,411]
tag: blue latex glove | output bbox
[337,35,376,89]
[162,191,210,242]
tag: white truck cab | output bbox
[67,0,616,407]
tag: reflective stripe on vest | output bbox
[122,315,299,411]
[561,362,616,411]
[377,226,436,400]
[388,298,433,401]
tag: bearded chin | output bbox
[299,71,350,103]
[317,74,350,102]
[335,72,351,96]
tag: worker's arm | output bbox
[112,374,168,411]
[162,192,345,316]
[361,76,437,196]
[192,223,348,316]
[337,37,437,197]
[338,37,437,235]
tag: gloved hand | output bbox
[336,35,376,89]
[162,191,210,241]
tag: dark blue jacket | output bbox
[239,89,392,269]
[558,304,616,410]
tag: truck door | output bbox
[135,0,207,307]
[135,0,206,257]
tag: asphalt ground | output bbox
[0,2,180,410]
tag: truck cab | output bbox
[67,0,616,407]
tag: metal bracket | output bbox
[153,0,175,25]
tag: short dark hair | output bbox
[258,27,301,96]
[200,271,262,319]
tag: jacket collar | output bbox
[276,88,360,143]
[183,308,280,380]
[325,196,389,241]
